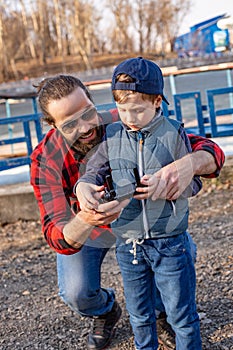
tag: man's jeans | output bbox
[116,232,201,350]
[57,236,115,317]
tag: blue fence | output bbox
[0,86,233,171]
[0,113,43,170]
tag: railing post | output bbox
[226,69,233,119]
[5,99,14,154]
[169,74,176,95]
[32,96,38,114]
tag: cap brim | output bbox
[162,95,169,105]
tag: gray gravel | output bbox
[1,164,233,350]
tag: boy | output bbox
[76,57,202,349]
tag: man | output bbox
[30,74,224,350]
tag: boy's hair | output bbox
[112,57,169,105]
[33,74,93,126]
[112,73,160,104]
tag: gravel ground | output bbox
[1,160,233,350]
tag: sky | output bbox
[180,0,233,35]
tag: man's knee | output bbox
[59,287,114,316]
[58,285,92,314]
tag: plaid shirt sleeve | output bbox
[30,130,110,255]
[30,132,80,255]
[177,127,202,196]
[188,134,225,178]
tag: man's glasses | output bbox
[60,106,97,134]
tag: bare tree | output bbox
[144,0,158,52]
[19,0,37,59]
[136,0,145,53]
[37,0,47,64]
[0,0,193,82]
[53,0,63,55]
[106,0,133,53]
[67,0,94,70]
[0,1,7,81]
[127,0,154,53]
[117,0,192,54]
[155,0,192,53]
[1,3,28,80]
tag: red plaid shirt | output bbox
[30,111,225,255]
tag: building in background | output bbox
[174,14,232,58]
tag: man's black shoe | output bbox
[87,301,122,350]
[156,312,176,350]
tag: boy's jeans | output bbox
[116,231,201,350]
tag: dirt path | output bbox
[1,160,233,349]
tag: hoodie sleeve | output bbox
[74,134,111,191]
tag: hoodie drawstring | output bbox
[126,238,144,265]
[171,200,177,216]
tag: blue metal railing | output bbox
[0,113,43,170]
[207,86,233,137]
[173,91,207,136]
[1,87,233,171]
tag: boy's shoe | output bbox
[87,301,122,350]
[156,312,176,350]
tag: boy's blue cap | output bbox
[112,56,169,104]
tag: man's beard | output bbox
[72,125,103,157]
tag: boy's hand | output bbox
[76,182,130,215]
[134,157,195,200]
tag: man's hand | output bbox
[95,198,130,215]
[78,206,122,226]
[63,203,124,249]
[65,181,129,249]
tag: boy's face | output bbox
[116,93,162,131]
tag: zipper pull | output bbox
[138,131,143,151]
